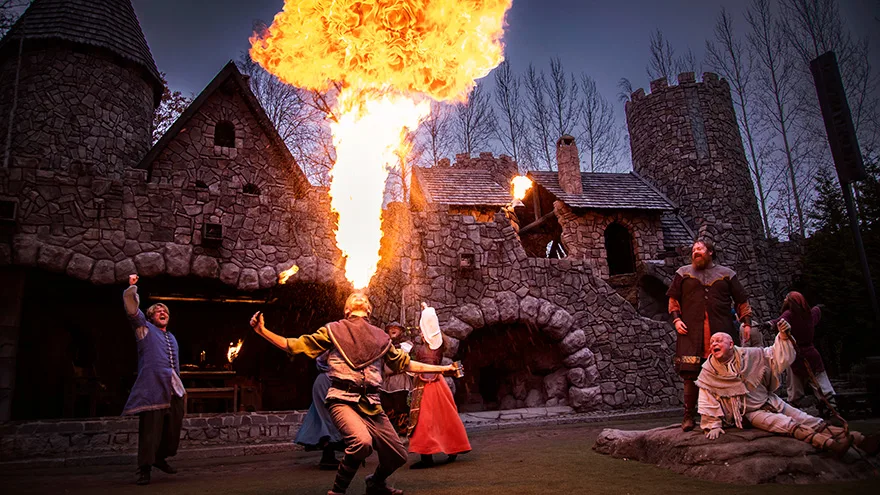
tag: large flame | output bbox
[511,175,532,201]
[251,0,513,289]
[227,339,243,363]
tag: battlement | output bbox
[628,72,726,103]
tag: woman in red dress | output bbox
[408,304,471,469]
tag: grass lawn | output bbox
[1,416,876,494]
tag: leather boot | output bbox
[409,454,435,469]
[319,447,339,470]
[330,456,360,494]
[681,380,698,432]
[365,474,404,495]
[135,465,151,485]
[793,425,853,458]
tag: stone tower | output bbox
[0,0,163,177]
[626,72,768,314]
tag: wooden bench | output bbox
[184,385,238,413]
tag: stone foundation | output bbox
[0,410,305,461]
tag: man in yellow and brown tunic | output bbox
[667,239,752,432]
[250,292,457,495]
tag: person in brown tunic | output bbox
[667,239,753,431]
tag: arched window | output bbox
[604,222,635,275]
[214,120,235,148]
[242,183,261,196]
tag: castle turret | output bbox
[0,0,163,176]
[626,72,768,313]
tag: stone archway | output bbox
[440,291,602,412]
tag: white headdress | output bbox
[419,303,443,350]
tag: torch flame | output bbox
[511,175,533,201]
[277,265,300,285]
[251,0,513,289]
[227,339,243,363]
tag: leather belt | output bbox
[331,379,379,395]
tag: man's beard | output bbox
[692,254,711,270]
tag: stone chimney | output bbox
[556,135,582,194]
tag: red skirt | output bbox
[408,378,471,455]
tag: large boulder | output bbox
[594,425,880,484]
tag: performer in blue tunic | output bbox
[122,274,185,486]
[295,351,344,469]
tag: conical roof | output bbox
[0,0,163,105]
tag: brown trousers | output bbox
[137,395,184,467]
[328,402,408,471]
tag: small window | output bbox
[214,120,235,148]
[605,222,636,275]
[242,183,261,196]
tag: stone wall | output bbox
[371,205,680,412]
[554,202,665,280]
[0,43,154,178]
[626,72,772,319]
[0,411,305,461]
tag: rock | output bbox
[258,266,277,289]
[442,335,460,358]
[525,388,544,408]
[13,236,39,265]
[536,301,557,326]
[134,252,164,277]
[563,347,595,368]
[220,263,241,286]
[560,329,586,355]
[114,258,136,282]
[38,245,71,272]
[238,268,259,291]
[66,253,94,280]
[499,395,517,410]
[567,367,587,388]
[495,291,519,323]
[519,295,541,323]
[479,297,499,326]
[444,316,473,340]
[543,369,568,399]
[545,309,574,341]
[593,425,880,484]
[584,364,600,387]
[569,386,601,411]
[192,255,219,278]
[454,303,484,328]
[91,260,116,285]
[164,244,192,277]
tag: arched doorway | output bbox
[604,222,635,275]
[453,321,564,411]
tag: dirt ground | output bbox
[1,416,877,495]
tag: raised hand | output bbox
[129,274,139,286]
[250,312,265,334]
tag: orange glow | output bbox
[251,0,513,289]
[511,175,532,200]
[277,265,300,284]
[227,339,243,363]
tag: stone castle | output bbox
[0,0,801,447]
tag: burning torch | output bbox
[505,176,533,233]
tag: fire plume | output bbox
[277,265,300,285]
[227,339,243,363]
[511,175,532,201]
[251,0,513,289]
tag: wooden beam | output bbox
[518,210,557,235]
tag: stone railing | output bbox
[0,410,306,461]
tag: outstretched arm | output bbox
[405,360,457,374]
[250,312,290,351]
[123,274,148,340]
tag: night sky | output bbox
[131,0,879,127]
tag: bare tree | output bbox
[647,29,679,82]
[747,0,808,238]
[452,81,496,156]
[523,64,555,170]
[577,74,622,172]
[617,77,635,103]
[547,58,579,140]
[238,53,334,185]
[417,101,454,166]
[493,60,527,168]
[385,133,424,204]
[151,72,192,144]
[705,7,773,238]
[0,0,28,38]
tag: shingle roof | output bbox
[0,0,162,104]
[661,213,695,251]
[527,171,674,210]
[413,166,511,206]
